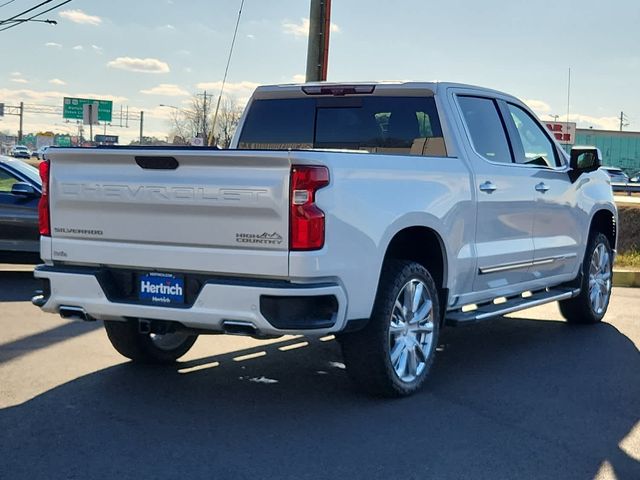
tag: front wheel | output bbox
[559,232,613,324]
[104,320,198,364]
[339,260,440,397]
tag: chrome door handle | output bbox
[479,181,497,193]
[535,182,550,193]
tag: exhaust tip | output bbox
[59,306,93,321]
[222,320,258,336]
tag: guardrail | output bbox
[611,182,640,195]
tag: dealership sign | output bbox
[545,121,576,145]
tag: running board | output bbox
[445,287,581,326]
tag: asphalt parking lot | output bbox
[1,266,639,479]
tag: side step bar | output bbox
[445,287,580,326]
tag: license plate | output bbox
[138,272,184,305]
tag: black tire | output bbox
[339,260,441,397]
[559,232,613,324]
[104,320,198,364]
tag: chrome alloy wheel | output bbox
[149,332,192,351]
[388,278,435,383]
[588,242,612,315]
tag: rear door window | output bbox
[238,96,446,156]
[457,96,513,164]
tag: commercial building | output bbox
[575,128,640,174]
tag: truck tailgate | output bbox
[46,149,291,277]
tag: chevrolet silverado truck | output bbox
[32,82,617,397]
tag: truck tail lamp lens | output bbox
[290,165,329,251]
[38,160,51,236]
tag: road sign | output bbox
[95,134,119,143]
[63,97,113,122]
[56,136,72,147]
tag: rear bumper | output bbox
[34,265,348,336]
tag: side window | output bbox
[0,169,20,193]
[458,96,512,164]
[507,104,558,168]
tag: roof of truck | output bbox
[253,81,520,103]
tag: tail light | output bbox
[38,160,51,236]
[290,165,329,250]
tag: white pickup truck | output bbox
[33,82,617,396]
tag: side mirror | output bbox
[11,182,38,197]
[570,146,601,173]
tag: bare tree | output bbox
[212,96,243,148]
[167,94,243,148]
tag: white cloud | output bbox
[49,78,67,86]
[59,9,102,26]
[194,80,260,105]
[524,99,552,114]
[107,57,170,74]
[247,34,255,40]
[10,78,28,84]
[45,42,62,48]
[568,113,620,131]
[72,45,83,51]
[10,72,21,77]
[292,74,306,83]
[91,45,103,54]
[164,24,175,30]
[282,18,340,38]
[140,83,189,96]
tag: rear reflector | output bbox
[38,160,51,236]
[290,165,329,250]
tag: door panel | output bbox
[453,94,538,293]
[501,103,581,279]
[530,170,581,278]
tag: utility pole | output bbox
[139,111,144,145]
[196,90,213,144]
[305,0,332,82]
[620,111,629,131]
[18,101,23,142]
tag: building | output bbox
[575,128,640,174]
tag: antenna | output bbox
[566,67,571,128]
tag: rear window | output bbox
[238,96,446,156]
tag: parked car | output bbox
[10,145,31,159]
[0,156,42,260]
[601,166,629,183]
[629,171,640,183]
[33,81,617,397]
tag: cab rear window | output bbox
[238,96,446,156]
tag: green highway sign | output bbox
[63,97,113,122]
[56,136,72,147]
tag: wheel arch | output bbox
[589,208,617,251]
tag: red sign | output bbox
[545,121,576,145]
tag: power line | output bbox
[0,0,71,31]
[0,0,55,24]
[0,0,18,8]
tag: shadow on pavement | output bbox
[1,317,638,479]
[0,270,38,302]
[0,321,101,365]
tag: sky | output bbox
[1,0,640,143]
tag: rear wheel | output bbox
[559,232,613,324]
[339,260,440,397]
[104,320,198,364]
